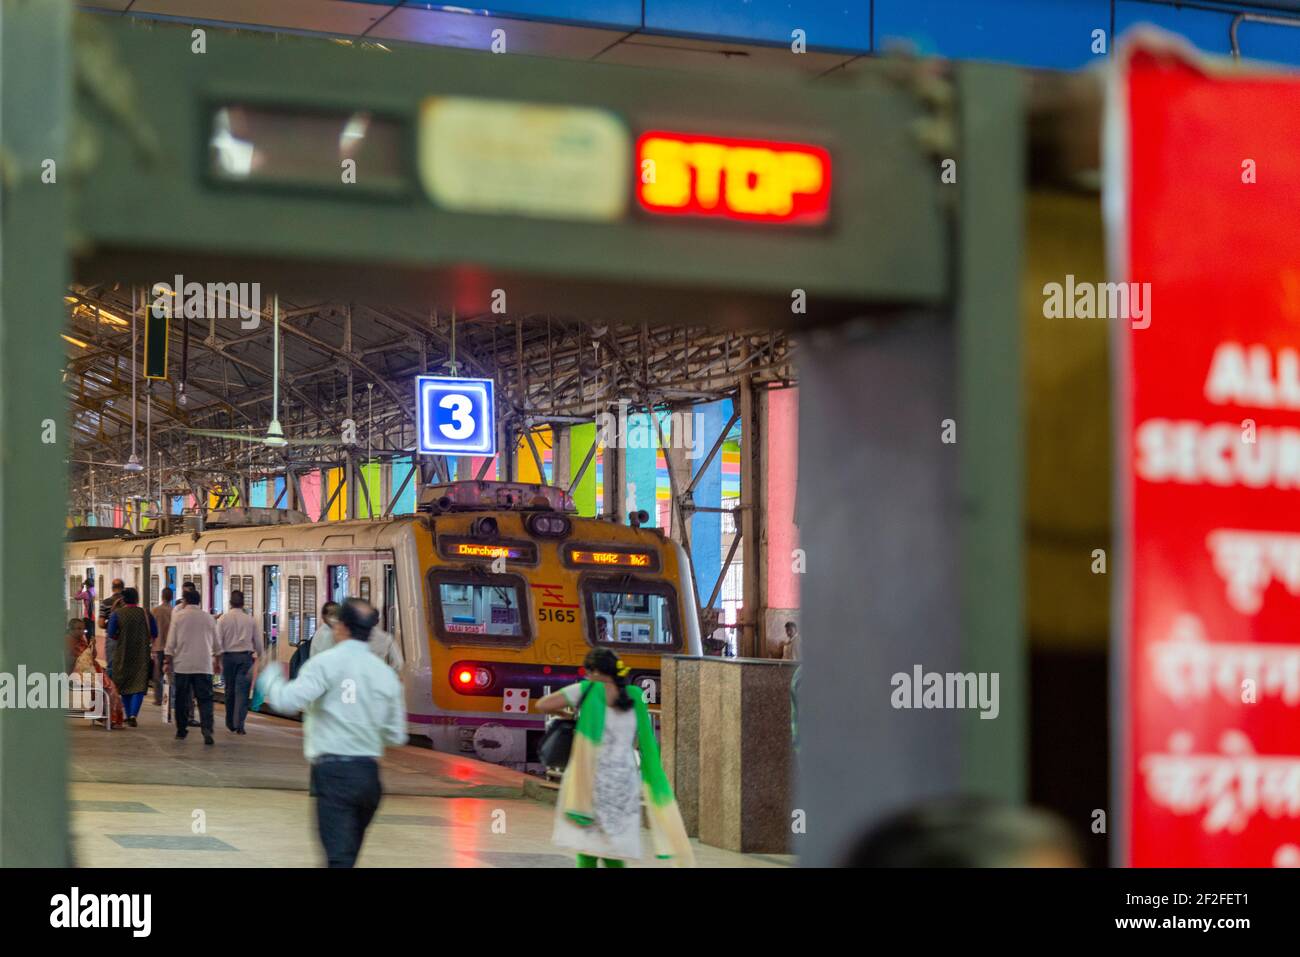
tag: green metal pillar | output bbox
[0,0,73,865]
[956,63,1026,800]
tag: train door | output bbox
[209,565,225,614]
[383,563,397,631]
[263,564,280,656]
[327,563,349,603]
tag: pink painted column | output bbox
[764,387,800,653]
[299,470,322,522]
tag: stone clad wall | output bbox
[662,655,796,853]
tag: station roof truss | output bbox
[64,285,794,510]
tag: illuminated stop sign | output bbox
[636,131,831,226]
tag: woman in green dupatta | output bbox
[537,648,695,868]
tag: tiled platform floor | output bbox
[69,699,792,868]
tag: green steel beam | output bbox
[0,0,73,866]
[956,63,1026,801]
[71,16,948,325]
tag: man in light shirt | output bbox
[256,598,406,867]
[368,626,404,672]
[164,590,222,746]
[306,601,341,657]
[151,587,174,706]
[217,589,263,735]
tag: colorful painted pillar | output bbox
[299,471,322,521]
[390,456,417,514]
[764,387,800,652]
[360,460,382,518]
[625,411,660,526]
[570,422,598,517]
[691,399,730,608]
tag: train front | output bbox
[416,480,702,770]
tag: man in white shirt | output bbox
[368,626,404,672]
[311,600,402,673]
[306,601,341,657]
[217,589,263,735]
[256,598,406,867]
[164,591,222,745]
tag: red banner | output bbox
[1118,44,1300,867]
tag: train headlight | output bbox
[526,512,572,538]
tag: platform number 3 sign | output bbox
[416,375,497,456]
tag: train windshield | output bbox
[584,578,679,649]
[433,575,527,642]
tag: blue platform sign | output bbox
[416,375,497,457]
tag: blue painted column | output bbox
[391,455,417,515]
[691,399,730,608]
[625,411,660,527]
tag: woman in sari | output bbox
[537,648,695,868]
[68,618,124,729]
[107,587,156,726]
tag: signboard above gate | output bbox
[418,97,630,222]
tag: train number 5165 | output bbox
[537,608,577,623]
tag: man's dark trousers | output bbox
[222,651,254,731]
[173,674,214,738]
[311,757,382,868]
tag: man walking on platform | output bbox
[99,578,125,671]
[165,590,221,746]
[218,589,262,734]
[256,598,406,867]
[151,587,174,706]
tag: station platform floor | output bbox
[68,699,793,868]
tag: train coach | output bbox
[64,480,701,769]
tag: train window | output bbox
[383,564,399,643]
[582,578,681,651]
[210,566,225,614]
[303,576,318,638]
[263,565,280,648]
[150,575,159,603]
[241,576,254,610]
[428,570,531,648]
[359,577,371,603]
[287,576,302,646]
[328,564,350,603]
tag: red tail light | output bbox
[451,663,494,691]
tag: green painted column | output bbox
[569,422,597,517]
[0,0,73,865]
[956,63,1026,801]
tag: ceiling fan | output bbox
[70,453,143,472]
[182,296,349,448]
